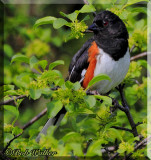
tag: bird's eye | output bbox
[103,20,108,26]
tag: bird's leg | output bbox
[86,90,100,95]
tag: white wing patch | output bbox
[79,69,87,83]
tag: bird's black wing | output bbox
[69,37,94,83]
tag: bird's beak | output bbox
[87,23,98,32]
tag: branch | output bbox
[130,44,136,53]
[111,126,132,132]
[22,108,47,130]
[130,52,147,61]
[0,95,26,106]
[117,84,139,137]
[2,108,47,154]
[2,133,22,154]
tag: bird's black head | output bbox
[88,10,128,40]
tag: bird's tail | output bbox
[36,107,66,142]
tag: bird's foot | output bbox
[86,90,100,95]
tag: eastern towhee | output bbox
[36,10,130,141]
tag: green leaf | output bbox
[79,5,96,13]
[4,105,19,116]
[137,60,147,69]
[12,126,23,135]
[4,85,15,92]
[38,60,48,70]
[29,56,39,69]
[86,74,111,90]
[94,95,112,106]
[125,0,149,8]
[53,18,68,29]
[131,7,147,14]
[4,133,14,144]
[73,82,81,91]
[84,95,96,108]
[4,44,14,58]
[47,100,63,118]
[65,103,74,112]
[86,139,103,156]
[49,60,64,70]
[34,16,57,29]
[53,70,63,78]
[11,54,29,64]
[82,15,90,21]
[4,105,19,125]
[67,143,83,156]
[62,132,82,142]
[29,129,39,138]
[29,89,41,100]
[108,128,123,141]
[60,11,78,22]
[65,81,73,89]
[4,90,18,96]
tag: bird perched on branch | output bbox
[36,10,130,141]
[69,10,130,94]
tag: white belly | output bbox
[92,48,130,94]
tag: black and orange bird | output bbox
[36,10,130,141]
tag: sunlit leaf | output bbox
[79,5,96,13]
[49,60,64,70]
[4,133,14,144]
[29,56,39,69]
[38,60,48,70]
[94,95,112,106]
[125,0,149,8]
[65,81,73,89]
[4,85,15,92]
[47,100,63,118]
[53,18,68,29]
[12,126,23,135]
[60,11,78,22]
[86,139,103,156]
[86,74,111,90]
[4,105,19,116]
[29,89,41,100]
[11,54,29,64]
[73,82,81,91]
[34,16,56,29]
[84,95,96,108]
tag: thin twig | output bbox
[112,98,126,112]
[83,0,89,5]
[23,108,47,130]
[2,108,47,154]
[101,146,116,153]
[111,126,132,132]
[117,84,139,137]
[110,135,151,160]
[135,122,143,127]
[0,95,26,106]
[130,52,147,61]
[126,135,151,158]
[2,133,22,154]
[109,152,119,160]
[130,44,136,53]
